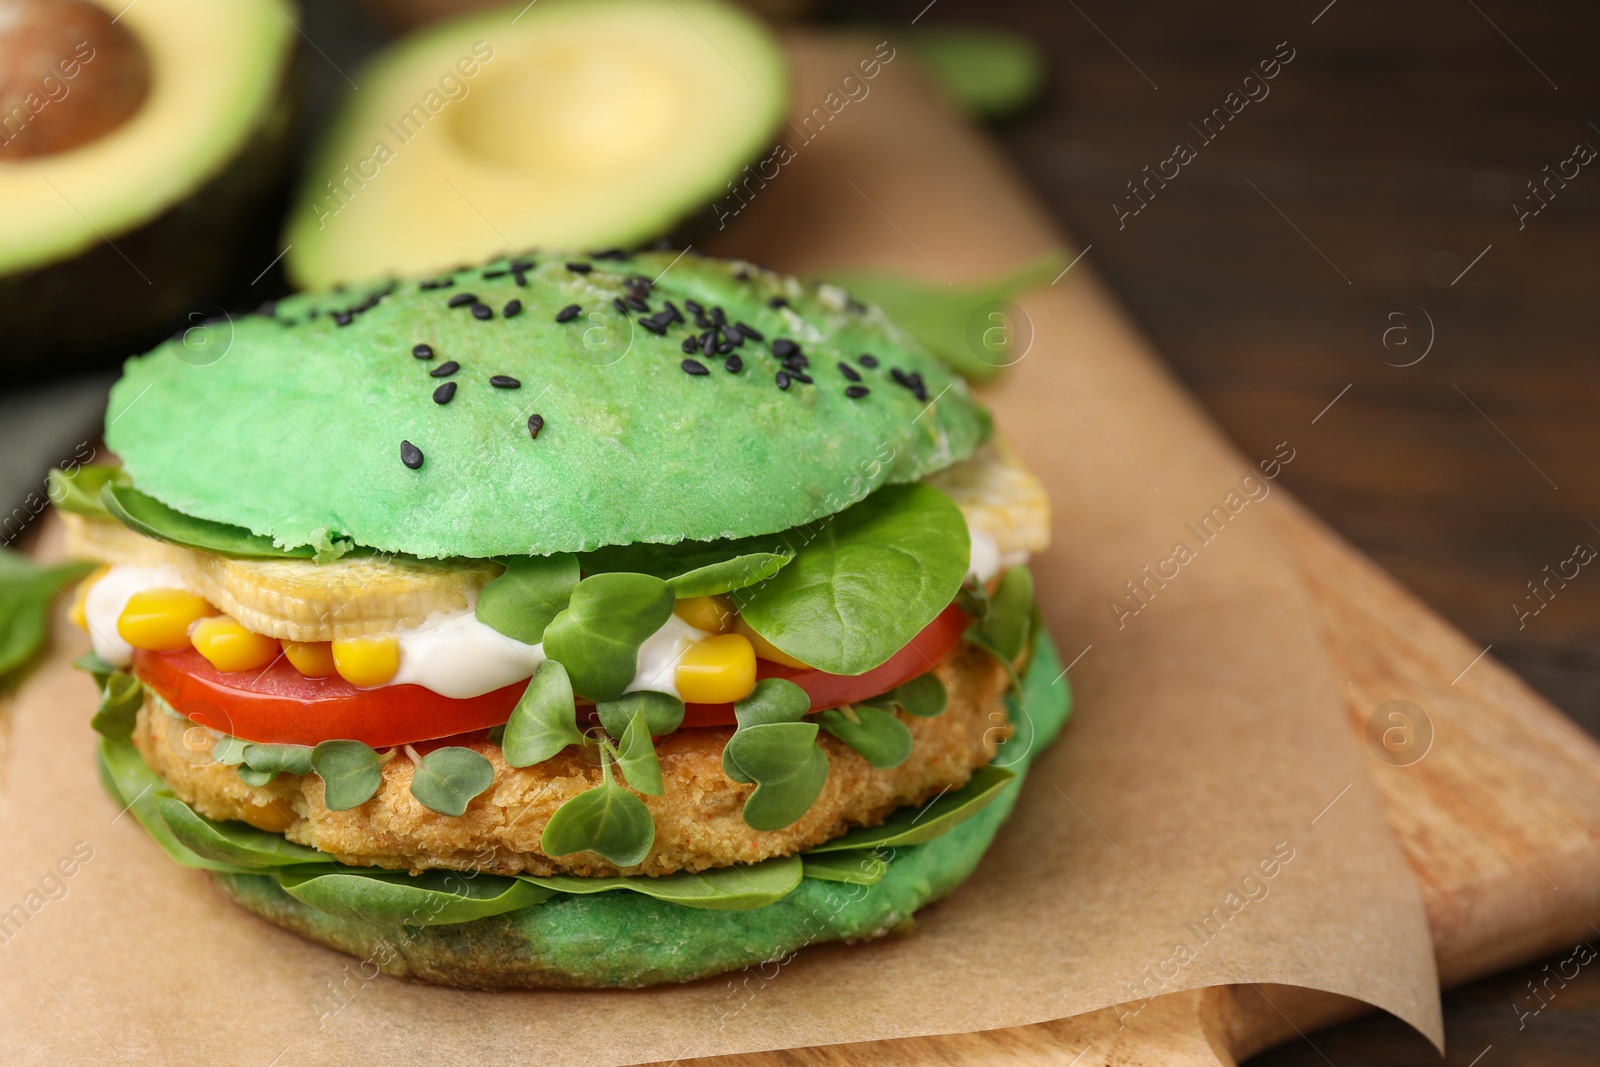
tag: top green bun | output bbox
[105,252,989,559]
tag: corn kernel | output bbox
[736,617,810,670]
[676,633,757,704]
[190,616,281,673]
[117,588,213,652]
[331,634,400,688]
[281,640,337,678]
[674,594,736,634]
[69,565,110,631]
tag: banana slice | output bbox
[61,514,498,642]
[925,436,1052,557]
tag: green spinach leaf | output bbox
[311,739,387,809]
[596,689,684,739]
[863,672,948,718]
[818,705,914,769]
[980,565,1034,660]
[101,483,324,560]
[475,553,578,644]
[523,854,802,910]
[47,463,128,518]
[737,484,969,676]
[89,672,143,741]
[542,572,674,700]
[581,535,795,597]
[211,734,250,766]
[820,251,1066,381]
[502,660,582,767]
[0,552,92,681]
[73,649,117,689]
[278,868,553,926]
[97,736,250,872]
[722,722,829,831]
[408,747,495,816]
[802,849,888,886]
[241,743,313,779]
[612,709,664,797]
[154,795,327,869]
[808,764,1016,853]
[541,775,655,867]
[732,678,811,728]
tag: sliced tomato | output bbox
[679,602,970,727]
[132,649,527,748]
[132,603,971,747]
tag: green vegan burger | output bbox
[58,249,1069,989]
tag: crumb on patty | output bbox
[135,642,1013,877]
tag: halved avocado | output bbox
[284,0,788,289]
[0,0,296,366]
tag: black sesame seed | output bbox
[447,293,476,308]
[503,300,522,318]
[693,312,711,329]
[783,354,810,370]
[681,358,709,376]
[625,296,650,313]
[790,372,813,385]
[433,381,456,404]
[859,353,879,368]
[721,325,744,348]
[662,301,683,323]
[724,354,743,373]
[413,343,434,360]
[612,297,630,315]
[400,441,424,469]
[490,375,521,389]
[430,361,460,378]
[717,339,734,354]
[482,269,508,279]
[891,367,914,389]
[701,332,717,358]
[839,362,861,382]
[772,338,799,358]
[591,248,629,261]
[527,413,545,439]
[845,385,870,399]
[685,300,704,315]
[510,258,535,271]
[734,321,763,341]
[710,306,727,326]
[555,304,581,323]
[332,311,353,327]
[565,262,592,274]
[640,316,667,335]
[768,297,788,308]
[470,302,493,320]
[775,371,792,390]
[256,300,277,317]
[419,280,439,290]
[681,336,699,354]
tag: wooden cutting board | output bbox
[682,32,1600,1067]
[11,31,1596,1067]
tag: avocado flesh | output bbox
[285,0,788,289]
[0,0,295,363]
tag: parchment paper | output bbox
[0,32,1442,1067]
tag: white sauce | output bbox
[83,564,193,668]
[625,614,710,699]
[389,609,544,699]
[967,524,1002,585]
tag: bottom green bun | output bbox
[214,628,1071,990]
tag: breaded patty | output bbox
[136,642,1013,877]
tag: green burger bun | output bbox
[105,251,988,559]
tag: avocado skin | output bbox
[213,627,1070,990]
[0,93,295,373]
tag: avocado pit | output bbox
[0,0,151,160]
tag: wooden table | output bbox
[849,0,1600,1062]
